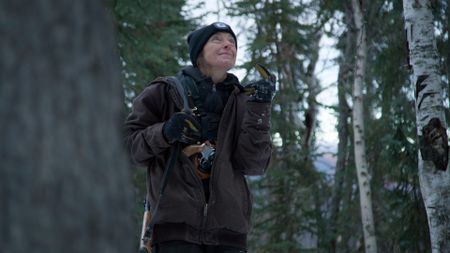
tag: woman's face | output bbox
[199,32,237,71]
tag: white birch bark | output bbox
[351,0,378,252]
[403,1,450,252]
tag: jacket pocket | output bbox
[157,153,202,209]
[180,153,203,184]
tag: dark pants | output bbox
[153,241,246,253]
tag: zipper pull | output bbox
[203,203,208,217]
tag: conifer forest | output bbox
[1,0,449,253]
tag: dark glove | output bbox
[163,112,201,144]
[246,79,276,103]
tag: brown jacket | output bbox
[124,74,272,248]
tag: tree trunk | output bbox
[329,20,353,253]
[351,0,378,252]
[303,31,321,150]
[447,0,450,113]
[447,0,450,87]
[0,1,134,253]
[403,1,450,252]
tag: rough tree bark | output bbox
[303,31,321,150]
[351,0,378,252]
[447,1,450,87]
[403,1,450,252]
[0,1,134,253]
[447,0,450,106]
[329,8,353,251]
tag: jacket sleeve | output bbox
[124,83,172,166]
[233,101,272,175]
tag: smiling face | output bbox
[198,32,237,73]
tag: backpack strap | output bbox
[177,73,205,116]
[166,75,192,114]
[149,76,194,114]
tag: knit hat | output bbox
[187,22,237,67]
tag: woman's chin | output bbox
[216,60,235,70]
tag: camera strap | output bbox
[140,75,193,252]
[140,143,181,252]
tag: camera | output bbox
[199,145,216,174]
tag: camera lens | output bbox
[199,146,215,173]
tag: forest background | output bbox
[114,0,449,252]
[1,0,448,253]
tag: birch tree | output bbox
[227,0,332,251]
[403,1,450,252]
[351,0,378,252]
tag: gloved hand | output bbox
[163,112,201,144]
[246,79,276,103]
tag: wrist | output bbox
[162,122,174,144]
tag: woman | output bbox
[125,22,274,253]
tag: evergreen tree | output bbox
[328,0,432,251]
[227,0,331,251]
[112,0,197,106]
[363,1,430,251]
[327,2,354,252]
[111,0,199,245]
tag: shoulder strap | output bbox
[178,73,205,116]
[166,76,192,114]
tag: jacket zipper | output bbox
[200,91,237,243]
[203,203,208,217]
[208,89,236,205]
[184,157,208,243]
[168,77,213,242]
[189,87,238,243]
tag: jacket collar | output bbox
[181,66,243,91]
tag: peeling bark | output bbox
[420,118,448,171]
[403,0,450,252]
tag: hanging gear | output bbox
[138,75,196,253]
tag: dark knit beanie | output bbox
[187,22,237,67]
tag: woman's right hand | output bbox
[162,112,201,144]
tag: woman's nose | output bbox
[223,40,233,48]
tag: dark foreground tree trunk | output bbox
[0,1,134,253]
